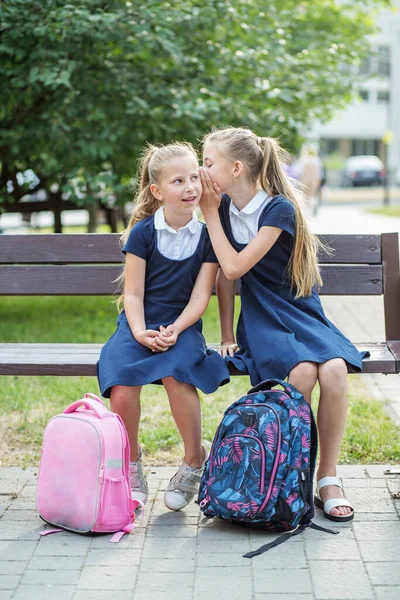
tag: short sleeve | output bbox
[122,219,150,260]
[260,198,296,236]
[203,228,218,263]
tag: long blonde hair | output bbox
[203,127,324,298]
[116,141,198,310]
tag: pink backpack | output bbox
[36,393,141,543]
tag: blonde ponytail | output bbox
[203,127,326,298]
[116,141,198,310]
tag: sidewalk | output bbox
[1,203,399,599]
[1,465,399,600]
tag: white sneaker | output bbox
[129,450,149,505]
[164,444,208,511]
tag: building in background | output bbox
[310,4,400,178]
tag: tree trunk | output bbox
[51,191,63,233]
[87,200,98,233]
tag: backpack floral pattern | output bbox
[198,379,317,532]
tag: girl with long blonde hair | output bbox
[97,142,229,510]
[199,126,365,524]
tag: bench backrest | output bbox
[0,232,399,339]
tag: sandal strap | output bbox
[324,497,354,515]
[317,476,343,493]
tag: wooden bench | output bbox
[0,233,399,376]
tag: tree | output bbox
[0,0,390,230]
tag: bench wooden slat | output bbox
[0,342,395,376]
[318,234,381,264]
[0,234,382,265]
[0,265,383,295]
[0,234,123,264]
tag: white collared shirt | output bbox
[154,207,202,260]
[229,190,271,243]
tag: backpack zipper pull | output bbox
[300,471,305,481]
[99,466,105,483]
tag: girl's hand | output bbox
[219,341,239,357]
[159,324,179,347]
[199,167,222,216]
[135,329,166,352]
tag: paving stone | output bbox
[85,549,140,567]
[0,562,28,575]
[196,538,251,554]
[145,524,197,538]
[196,553,248,567]
[73,592,132,600]
[342,478,387,488]
[141,536,196,559]
[354,512,399,521]
[0,541,38,561]
[374,586,400,600]
[21,569,80,585]
[0,592,13,600]
[353,521,400,540]
[254,596,314,600]
[6,498,36,510]
[33,536,91,557]
[252,567,312,595]
[335,466,368,478]
[0,521,43,541]
[89,531,145,549]
[139,558,195,572]
[250,541,307,569]
[0,575,20,590]
[28,556,85,570]
[1,510,40,522]
[309,560,374,599]
[343,488,396,513]
[135,570,193,591]
[305,536,360,561]
[134,585,192,600]
[366,562,400,586]
[77,566,138,590]
[13,585,74,600]
[0,499,12,519]
[197,524,249,541]
[365,465,396,479]
[0,468,31,480]
[194,570,252,599]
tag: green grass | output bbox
[1,296,399,468]
[366,206,400,217]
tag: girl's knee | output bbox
[289,361,318,386]
[110,385,141,407]
[318,358,348,388]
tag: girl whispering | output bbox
[199,127,365,523]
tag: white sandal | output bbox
[314,476,354,522]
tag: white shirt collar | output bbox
[229,190,269,216]
[154,207,199,234]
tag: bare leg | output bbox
[316,358,351,516]
[110,385,142,461]
[162,377,204,468]
[288,361,318,405]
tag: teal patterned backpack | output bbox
[198,379,336,556]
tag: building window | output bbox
[359,56,371,76]
[377,90,390,103]
[320,139,339,155]
[377,46,391,76]
[351,139,379,156]
[359,89,369,102]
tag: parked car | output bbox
[343,155,384,187]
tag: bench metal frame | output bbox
[0,233,399,376]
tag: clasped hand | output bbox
[136,325,179,352]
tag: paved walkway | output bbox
[0,465,399,600]
[1,203,400,599]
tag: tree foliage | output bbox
[0,0,390,209]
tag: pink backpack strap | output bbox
[39,528,64,536]
[63,397,111,419]
[109,500,145,543]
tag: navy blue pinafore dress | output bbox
[219,194,365,385]
[97,216,230,398]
